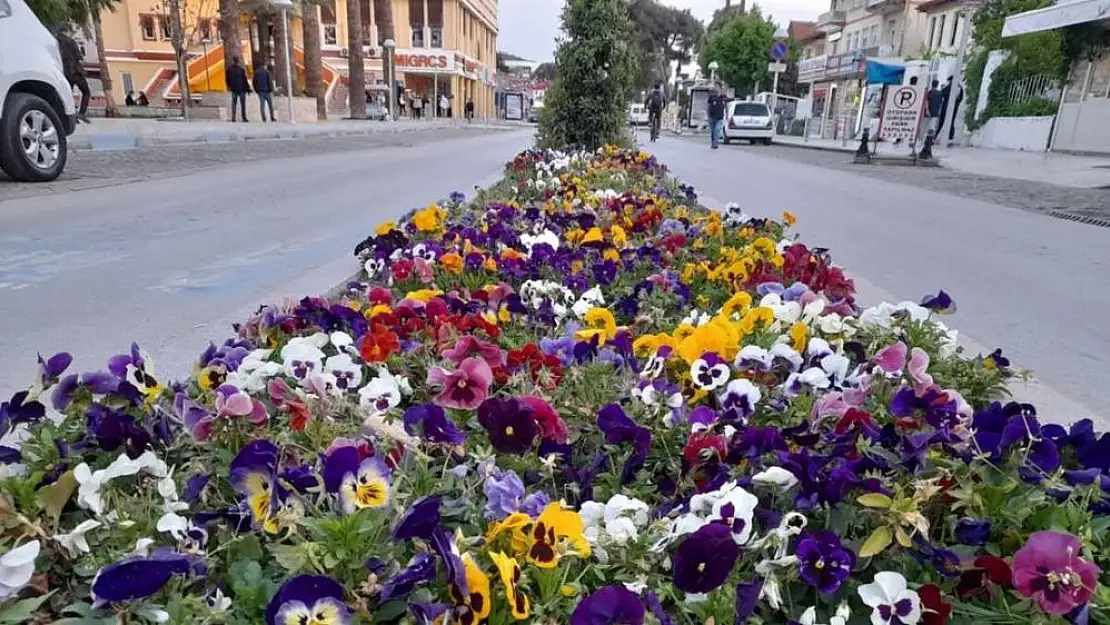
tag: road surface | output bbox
[0,128,532,395]
[647,133,1109,425]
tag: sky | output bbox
[497,0,828,62]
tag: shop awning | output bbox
[1002,0,1110,38]
[866,58,906,84]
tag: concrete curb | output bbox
[774,139,945,167]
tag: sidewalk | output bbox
[774,133,921,158]
[69,117,523,151]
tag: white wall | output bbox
[1054,100,1110,153]
[971,115,1053,151]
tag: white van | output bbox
[628,103,649,126]
[0,0,77,181]
[722,100,773,145]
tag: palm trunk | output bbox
[272,12,290,94]
[258,17,272,67]
[302,2,326,119]
[346,0,365,118]
[375,0,393,116]
[220,0,243,71]
[91,15,118,117]
[376,0,393,42]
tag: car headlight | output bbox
[764,119,773,129]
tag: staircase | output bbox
[143,69,177,106]
[329,81,350,115]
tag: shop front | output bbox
[798,55,828,137]
[811,47,879,140]
[388,48,494,118]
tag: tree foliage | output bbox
[627,0,703,94]
[700,8,775,96]
[538,0,638,150]
[532,62,557,82]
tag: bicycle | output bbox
[648,111,661,143]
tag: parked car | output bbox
[0,0,77,182]
[628,103,649,126]
[527,105,542,123]
[365,102,389,121]
[722,100,773,145]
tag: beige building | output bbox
[89,0,498,117]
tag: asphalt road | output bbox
[645,132,1109,425]
[0,128,533,396]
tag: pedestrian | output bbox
[440,94,449,119]
[948,86,963,143]
[55,25,91,124]
[412,93,423,119]
[253,63,276,122]
[398,93,407,118]
[125,91,137,106]
[706,86,726,150]
[465,97,474,122]
[925,78,944,139]
[226,56,250,122]
[137,92,150,106]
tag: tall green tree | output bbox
[538,0,638,150]
[532,62,556,82]
[628,0,703,95]
[700,8,774,96]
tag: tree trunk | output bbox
[91,14,118,117]
[167,0,190,120]
[302,2,327,119]
[272,12,290,94]
[376,0,394,42]
[258,16,272,68]
[346,0,365,118]
[375,0,394,114]
[220,0,243,71]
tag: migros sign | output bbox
[395,50,455,72]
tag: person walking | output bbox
[440,94,449,119]
[464,97,474,122]
[412,93,423,119]
[646,83,664,142]
[253,63,276,122]
[226,57,251,122]
[55,25,91,124]
[925,79,944,140]
[706,86,726,150]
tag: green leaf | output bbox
[859,526,893,558]
[272,544,310,572]
[857,493,893,509]
[0,592,53,624]
[37,470,77,524]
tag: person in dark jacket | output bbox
[706,87,727,150]
[252,63,276,122]
[226,56,251,122]
[925,79,944,138]
[55,25,90,123]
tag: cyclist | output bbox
[646,83,665,142]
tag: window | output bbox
[198,18,212,41]
[1064,59,1090,103]
[936,15,946,48]
[430,27,443,47]
[121,71,135,96]
[1087,54,1110,99]
[869,25,878,47]
[140,14,156,40]
[732,102,769,116]
[159,16,171,40]
[927,17,936,49]
[323,24,337,46]
[411,25,424,47]
[949,14,960,47]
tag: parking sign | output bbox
[878,85,926,141]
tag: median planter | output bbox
[1,146,1106,625]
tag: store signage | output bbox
[395,49,455,72]
[823,47,879,80]
[798,55,827,83]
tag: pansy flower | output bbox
[265,575,350,625]
[527,502,591,568]
[448,554,492,625]
[280,336,327,382]
[229,439,283,532]
[403,403,466,445]
[858,571,921,625]
[443,335,503,369]
[108,343,164,402]
[519,396,569,443]
[322,443,390,514]
[91,549,196,604]
[427,357,493,410]
[796,531,855,594]
[1012,531,1100,615]
[571,585,645,625]
[490,551,531,620]
[358,366,405,414]
[671,523,740,594]
[378,553,437,602]
[690,352,730,391]
[478,398,538,455]
[0,540,39,600]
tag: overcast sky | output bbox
[497,0,828,62]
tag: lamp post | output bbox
[383,38,396,121]
[708,60,719,84]
[270,0,296,123]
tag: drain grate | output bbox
[1049,210,1110,228]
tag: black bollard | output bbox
[853,128,871,164]
[918,129,935,160]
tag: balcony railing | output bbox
[816,10,846,33]
[865,0,905,13]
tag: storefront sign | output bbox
[878,84,926,141]
[823,47,879,80]
[395,49,456,73]
[798,55,827,83]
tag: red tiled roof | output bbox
[788,21,823,42]
[916,0,960,12]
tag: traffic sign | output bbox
[878,84,926,141]
[767,62,787,73]
[771,41,789,61]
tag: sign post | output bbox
[878,84,926,147]
[270,0,296,123]
[769,29,789,135]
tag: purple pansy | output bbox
[403,403,466,445]
[671,523,740,594]
[91,550,196,603]
[265,575,350,625]
[796,530,855,594]
[571,585,645,625]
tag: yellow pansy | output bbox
[526,503,591,569]
[610,225,628,246]
[490,551,531,620]
[575,307,618,342]
[677,321,736,363]
[789,321,809,352]
[740,306,776,334]
[374,220,398,236]
[581,227,604,245]
[721,292,753,318]
[404,289,443,303]
[366,303,393,319]
[487,512,532,555]
[440,252,464,274]
[412,204,446,233]
[565,228,584,243]
[483,257,498,272]
[449,554,492,625]
[602,248,621,262]
[632,333,678,358]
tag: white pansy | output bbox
[520,229,560,256]
[821,353,851,386]
[53,520,101,558]
[690,358,730,391]
[817,313,847,335]
[133,538,155,556]
[572,286,605,319]
[802,299,826,321]
[707,483,759,544]
[324,353,364,391]
[330,331,354,350]
[207,587,233,613]
[622,580,648,594]
[799,603,851,625]
[157,511,190,538]
[224,349,280,392]
[281,337,327,381]
[858,572,922,625]
[363,257,386,278]
[0,540,40,600]
[807,338,833,359]
[75,451,168,517]
[605,517,639,545]
[359,366,403,413]
[735,345,772,370]
[769,343,804,371]
[752,467,798,492]
[581,495,650,549]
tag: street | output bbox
[647,132,1109,423]
[1,128,1106,427]
[0,128,531,396]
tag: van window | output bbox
[731,102,769,116]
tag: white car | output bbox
[628,103,649,126]
[0,0,77,182]
[722,100,773,145]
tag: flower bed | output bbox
[1,146,1107,625]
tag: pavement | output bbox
[0,128,532,396]
[69,117,523,150]
[643,130,1109,428]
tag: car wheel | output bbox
[763,138,773,145]
[722,137,731,144]
[0,93,68,182]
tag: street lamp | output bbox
[269,0,295,123]
[708,60,719,84]
[383,38,396,121]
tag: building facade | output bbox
[90,0,498,117]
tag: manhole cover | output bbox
[1049,210,1110,228]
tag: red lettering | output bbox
[396,54,448,69]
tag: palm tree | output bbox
[345,0,364,118]
[220,0,243,72]
[301,0,326,119]
[375,0,393,115]
[272,10,290,93]
[76,0,120,117]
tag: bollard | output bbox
[918,129,935,160]
[853,128,871,164]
